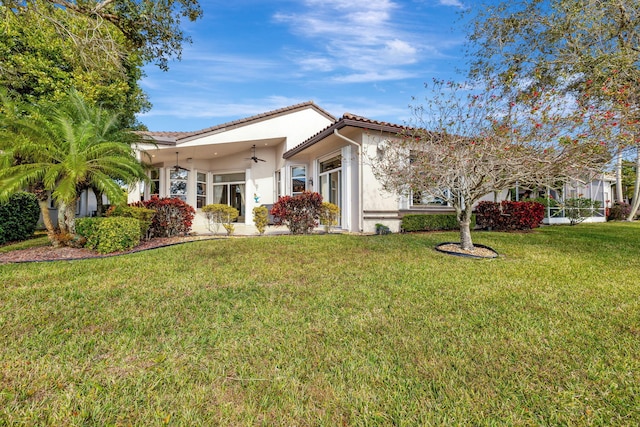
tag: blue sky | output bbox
[137,0,470,132]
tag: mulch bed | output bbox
[0,236,216,264]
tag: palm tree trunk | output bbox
[37,199,62,247]
[58,201,67,233]
[64,202,77,235]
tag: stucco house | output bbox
[56,101,612,233]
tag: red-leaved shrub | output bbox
[131,196,196,237]
[476,201,545,231]
[270,192,323,234]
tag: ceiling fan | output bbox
[171,151,189,172]
[246,144,266,163]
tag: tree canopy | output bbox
[466,0,640,219]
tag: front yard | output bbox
[1,223,639,425]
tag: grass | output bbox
[1,222,639,425]
[0,234,50,253]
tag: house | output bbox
[124,102,613,234]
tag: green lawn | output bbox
[1,223,639,425]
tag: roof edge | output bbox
[283,114,407,159]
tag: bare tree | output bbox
[372,80,610,250]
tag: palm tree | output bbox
[0,90,148,246]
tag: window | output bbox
[170,169,188,201]
[412,190,448,207]
[291,166,306,195]
[141,168,160,201]
[275,170,282,200]
[196,172,207,208]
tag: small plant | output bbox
[402,214,475,232]
[607,202,632,221]
[319,202,340,233]
[563,198,602,225]
[202,204,239,236]
[270,192,323,234]
[75,216,139,253]
[131,196,195,237]
[375,223,391,235]
[252,206,269,235]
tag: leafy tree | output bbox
[2,0,202,71]
[372,79,608,250]
[1,2,150,128]
[0,91,148,246]
[466,0,640,220]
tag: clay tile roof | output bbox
[283,112,408,159]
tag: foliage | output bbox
[608,202,632,221]
[523,196,559,208]
[0,192,40,244]
[476,201,545,231]
[2,0,202,72]
[106,205,155,239]
[132,196,195,237]
[202,204,239,235]
[252,206,269,235]
[319,202,340,233]
[2,223,640,424]
[75,217,105,250]
[0,90,148,245]
[466,0,639,220]
[95,216,140,253]
[372,79,608,250]
[375,223,391,235]
[402,214,475,233]
[270,192,323,234]
[563,198,603,226]
[0,3,148,128]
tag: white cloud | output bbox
[439,0,465,8]
[273,0,425,82]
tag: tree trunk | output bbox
[37,199,62,247]
[626,148,640,221]
[92,187,104,217]
[615,150,624,203]
[458,208,474,250]
[57,201,67,233]
[64,202,77,235]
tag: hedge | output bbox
[401,214,475,232]
[0,192,41,244]
[76,216,140,253]
[475,201,545,231]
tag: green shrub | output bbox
[75,217,105,250]
[75,217,139,253]
[202,204,239,235]
[402,214,475,232]
[319,202,340,233]
[0,192,40,244]
[95,217,140,254]
[106,205,155,239]
[252,206,269,235]
[375,223,391,235]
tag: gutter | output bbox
[333,129,363,233]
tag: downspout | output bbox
[334,129,363,232]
